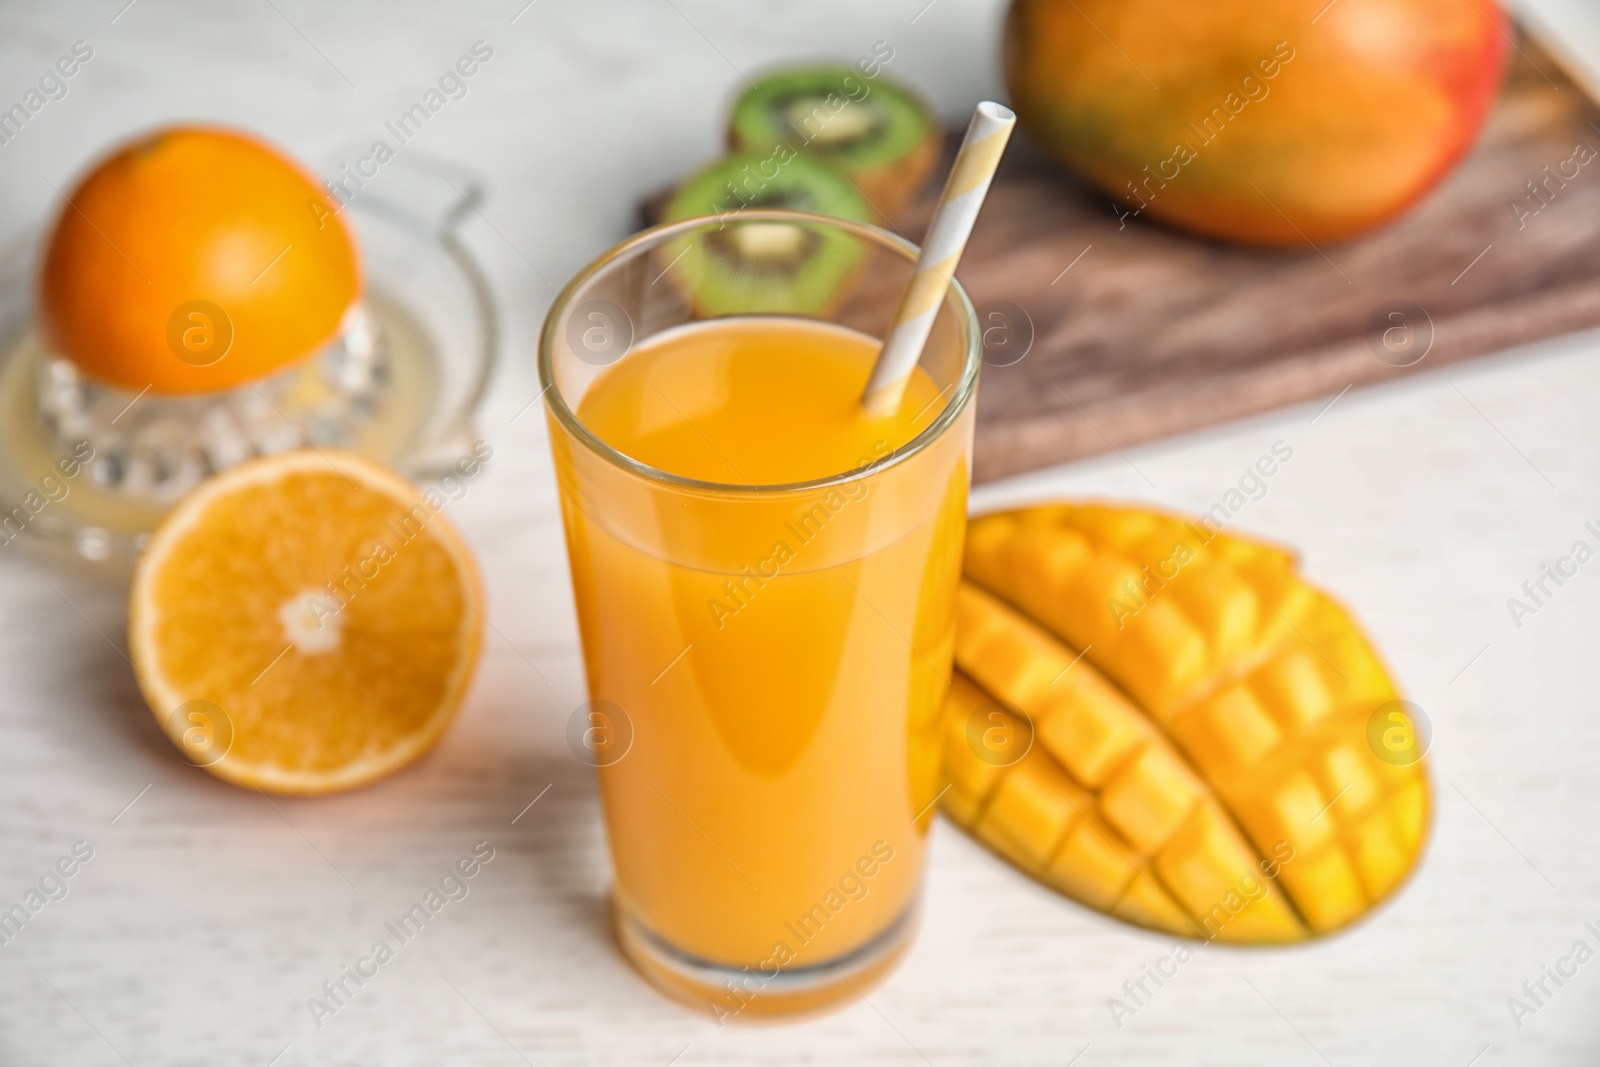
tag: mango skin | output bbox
[1003,0,1508,245]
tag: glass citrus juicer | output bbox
[0,125,496,565]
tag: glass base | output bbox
[611,896,918,1022]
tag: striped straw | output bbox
[861,100,1016,416]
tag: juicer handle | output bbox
[318,147,489,238]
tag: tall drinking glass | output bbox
[539,211,979,1017]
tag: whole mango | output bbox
[1003,0,1508,245]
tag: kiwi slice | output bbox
[728,67,940,215]
[660,148,871,317]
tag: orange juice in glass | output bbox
[539,211,979,1017]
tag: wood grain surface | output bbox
[898,45,1600,481]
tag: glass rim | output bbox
[536,209,981,497]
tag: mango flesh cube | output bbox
[943,784,985,828]
[1112,869,1200,938]
[1391,778,1430,850]
[1191,888,1301,945]
[964,515,1020,589]
[1233,770,1336,859]
[956,586,1062,710]
[1234,554,1313,620]
[1325,626,1397,705]
[1036,687,1146,788]
[1277,847,1367,933]
[1168,686,1283,780]
[1070,504,1163,548]
[1169,561,1260,664]
[1319,742,1380,819]
[1155,806,1304,944]
[1207,530,1294,570]
[956,586,1151,785]
[976,749,1086,874]
[1045,816,1141,910]
[943,503,1431,944]
[1105,599,1209,720]
[1349,812,1410,900]
[942,674,1009,803]
[1253,651,1335,732]
[1012,520,1092,590]
[1057,556,1142,649]
[1098,745,1203,856]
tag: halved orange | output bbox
[39,125,360,394]
[129,449,483,794]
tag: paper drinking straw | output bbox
[861,100,1016,416]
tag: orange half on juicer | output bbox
[0,123,496,562]
[38,124,360,394]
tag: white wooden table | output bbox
[3,2,1598,1063]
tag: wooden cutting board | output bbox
[643,43,1600,482]
[906,43,1600,481]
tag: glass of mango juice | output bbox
[539,210,979,1017]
